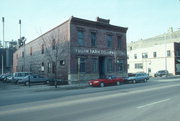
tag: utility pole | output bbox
[1,55,3,75]
[23,37,26,72]
[114,48,117,76]
[164,33,167,77]
[19,19,21,39]
[1,17,4,75]
[78,58,80,85]
[18,19,21,48]
[2,17,5,48]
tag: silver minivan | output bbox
[12,72,32,83]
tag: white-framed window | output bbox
[134,54,137,59]
[153,52,157,58]
[135,63,143,69]
[167,50,171,57]
[142,53,148,58]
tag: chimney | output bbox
[96,17,110,24]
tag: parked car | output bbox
[46,79,69,86]
[124,73,149,84]
[154,70,168,77]
[6,74,13,83]
[88,75,124,87]
[3,74,13,83]
[12,72,32,83]
[0,74,6,81]
[17,74,49,86]
[0,74,12,82]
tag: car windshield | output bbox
[105,75,117,79]
[128,73,136,77]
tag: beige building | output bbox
[127,29,180,76]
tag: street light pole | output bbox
[23,38,26,72]
[2,17,5,48]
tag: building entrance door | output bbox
[99,56,105,78]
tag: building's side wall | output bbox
[128,30,180,51]
[128,43,176,76]
[69,22,127,81]
[13,21,70,80]
[175,43,180,75]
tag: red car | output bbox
[88,75,124,87]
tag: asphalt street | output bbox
[0,77,180,121]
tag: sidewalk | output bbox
[151,75,180,80]
[150,75,180,82]
[34,81,89,92]
[1,75,179,92]
[0,80,90,92]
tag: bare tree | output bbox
[39,30,68,88]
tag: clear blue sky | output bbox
[0,0,180,43]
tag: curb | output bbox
[33,84,89,92]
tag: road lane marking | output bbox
[137,98,171,109]
[0,83,180,115]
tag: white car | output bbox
[12,72,32,83]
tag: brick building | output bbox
[13,17,128,81]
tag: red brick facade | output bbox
[13,17,128,81]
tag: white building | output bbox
[127,29,180,76]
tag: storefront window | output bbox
[117,60,124,72]
[78,58,85,72]
[92,58,98,72]
[107,58,113,72]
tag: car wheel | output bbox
[133,80,136,84]
[46,80,49,84]
[116,81,120,86]
[100,82,104,87]
[25,81,29,86]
